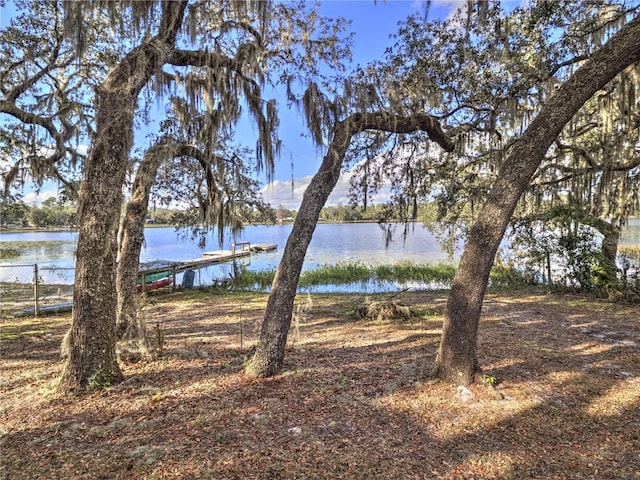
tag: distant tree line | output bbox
[1,194,75,228]
[1,194,278,228]
[2,194,424,228]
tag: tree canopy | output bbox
[0,0,353,391]
[347,2,639,238]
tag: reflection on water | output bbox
[1,224,461,268]
[1,219,639,291]
[1,240,77,264]
[1,224,461,289]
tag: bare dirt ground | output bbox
[1,290,639,479]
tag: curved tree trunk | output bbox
[116,142,214,359]
[433,14,640,386]
[585,216,620,284]
[116,149,167,360]
[247,112,454,377]
[246,118,351,378]
[600,224,621,278]
[58,1,187,393]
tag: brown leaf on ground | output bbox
[1,290,639,479]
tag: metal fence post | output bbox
[33,264,40,317]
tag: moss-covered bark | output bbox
[248,112,454,378]
[58,1,188,393]
[434,14,640,386]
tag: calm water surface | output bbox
[0,223,460,267]
[0,223,461,288]
[2,220,638,289]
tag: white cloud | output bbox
[22,189,58,207]
[260,171,392,211]
[429,0,467,20]
[260,177,311,210]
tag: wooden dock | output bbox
[137,241,277,289]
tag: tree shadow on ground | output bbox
[1,291,638,479]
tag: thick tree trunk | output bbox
[57,89,133,390]
[434,14,640,386]
[246,119,351,378]
[57,1,187,393]
[247,112,454,377]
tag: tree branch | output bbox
[349,111,455,152]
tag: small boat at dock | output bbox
[137,276,173,293]
[136,270,171,285]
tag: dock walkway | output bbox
[137,242,277,288]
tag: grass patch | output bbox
[0,319,51,340]
[374,262,456,285]
[233,261,458,290]
[233,260,560,292]
[300,262,372,287]
[0,247,21,259]
[232,268,275,290]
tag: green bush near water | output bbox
[232,268,276,290]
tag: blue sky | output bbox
[2,0,466,208]
[260,0,465,209]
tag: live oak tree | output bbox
[114,70,274,358]
[112,3,349,360]
[0,0,117,193]
[248,2,640,382]
[116,133,271,358]
[56,1,189,392]
[151,138,271,242]
[248,107,455,376]
[356,1,640,384]
[0,1,269,361]
[52,0,349,391]
[503,4,640,287]
[434,12,640,385]
[2,0,349,389]
[520,65,640,286]
[380,2,640,287]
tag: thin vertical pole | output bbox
[33,264,40,317]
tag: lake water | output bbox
[0,222,461,266]
[621,217,640,244]
[2,219,639,290]
[0,223,462,289]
